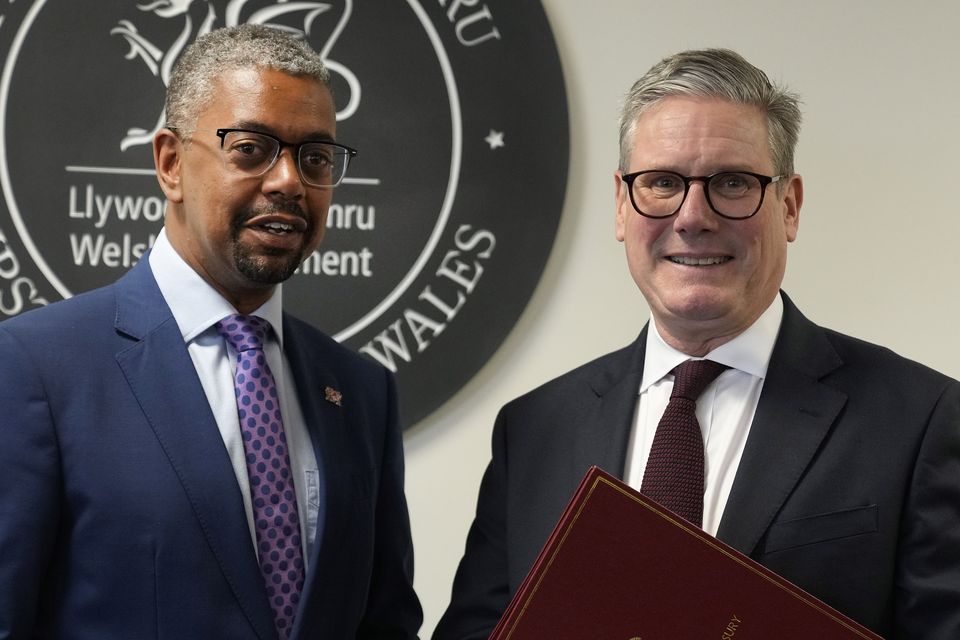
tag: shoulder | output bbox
[822,327,957,393]
[0,285,126,396]
[0,258,163,345]
[0,284,117,346]
[778,296,957,410]
[502,337,643,415]
[282,312,391,385]
[780,292,956,391]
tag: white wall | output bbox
[405,1,960,635]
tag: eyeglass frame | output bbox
[620,169,787,220]
[196,127,358,188]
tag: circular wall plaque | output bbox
[0,0,568,427]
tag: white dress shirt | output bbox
[623,295,783,536]
[149,229,320,565]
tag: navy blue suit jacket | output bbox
[0,258,422,639]
[433,293,960,639]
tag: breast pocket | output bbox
[762,504,879,554]
[304,469,321,558]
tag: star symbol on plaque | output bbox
[484,129,505,149]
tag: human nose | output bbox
[673,179,717,232]
[261,147,305,197]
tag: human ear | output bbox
[614,170,629,242]
[153,128,183,203]
[782,174,803,242]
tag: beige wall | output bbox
[405,1,960,635]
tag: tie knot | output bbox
[670,359,728,401]
[215,314,270,353]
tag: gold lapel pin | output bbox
[324,386,343,407]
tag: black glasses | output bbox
[213,128,357,188]
[621,170,785,219]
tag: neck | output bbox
[221,283,276,316]
[657,331,741,357]
[653,316,757,357]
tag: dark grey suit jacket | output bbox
[434,293,960,639]
[0,257,422,639]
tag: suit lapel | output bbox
[562,299,850,560]
[112,261,276,640]
[281,318,348,635]
[717,294,847,555]
[574,330,648,480]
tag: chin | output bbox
[235,252,303,285]
[663,290,735,324]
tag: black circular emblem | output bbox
[0,0,568,428]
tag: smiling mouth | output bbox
[256,221,298,235]
[668,256,732,266]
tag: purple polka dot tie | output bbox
[641,359,728,528]
[216,315,304,639]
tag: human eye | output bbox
[300,143,334,168]
[223,132,274,166]
[640,172,683,197]
[711,172,754,197]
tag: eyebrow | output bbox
[641,166,767,175]
[231,120,335,143]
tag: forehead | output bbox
[629,96,771,171]
[197,67,335,138]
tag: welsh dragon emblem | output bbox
[111,0,359,150]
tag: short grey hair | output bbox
[618,48,802,176]
[165,24,330,135]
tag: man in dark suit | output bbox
[0,25,421,639]
[433,49,960,639]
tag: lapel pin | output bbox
[324,386,343,407]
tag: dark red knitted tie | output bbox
[641,360,727,527]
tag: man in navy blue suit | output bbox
[0,25,421,639]
[434,49,960,639]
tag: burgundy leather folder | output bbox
[490,466,883,639]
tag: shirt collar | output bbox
[148,227,284,344]
[640,293,783,392]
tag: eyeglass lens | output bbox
[630,171,765,218]
[220,130,350,187]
